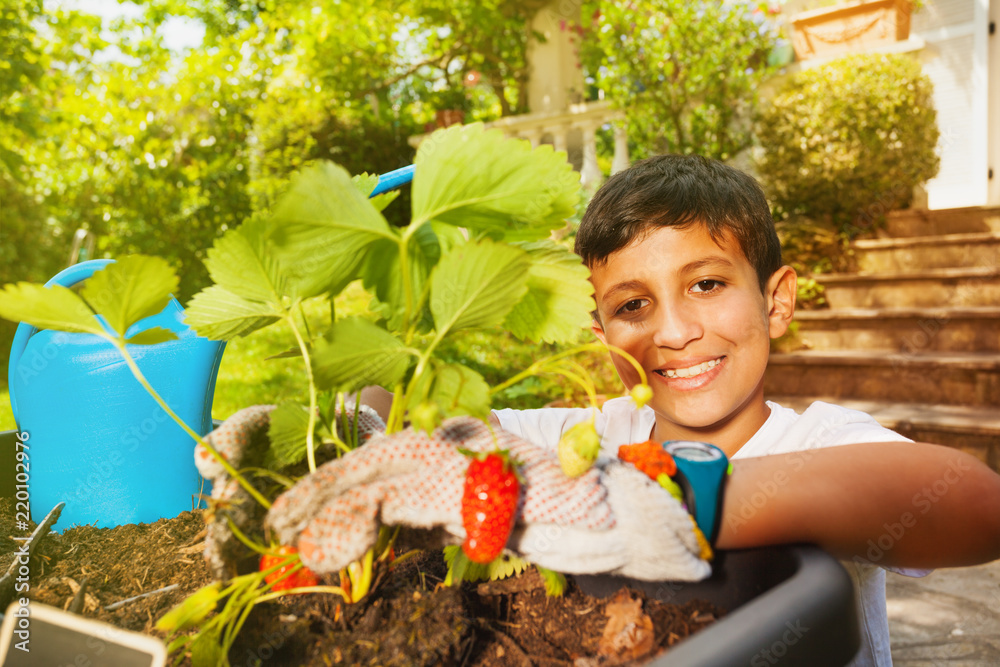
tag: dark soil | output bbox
[0,498,723,666]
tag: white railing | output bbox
[409,100,629,189]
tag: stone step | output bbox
[815,266,1000,308]
[885,206,1000,238]
[765,396,1000,471]
[853,232,1000,273]
[791,307,1000,353]
[764,350,1000,407]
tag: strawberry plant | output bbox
[0,123,652,664]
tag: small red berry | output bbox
[260,545,319,592]
[460,451,520,564]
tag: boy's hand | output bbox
[193,403,385,578]
[266,417,711,582]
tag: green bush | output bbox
[755,53,939,237]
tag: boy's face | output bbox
[590,224,795,453]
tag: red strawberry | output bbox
[460,450,521,564]
[260,545,319,592]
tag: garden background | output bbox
[0,0,940,429]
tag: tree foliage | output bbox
[579,0,780,160]
[0,0,785,381]
[755,53,940,245]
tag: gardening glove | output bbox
[194,403,385,578]
[266,416,711,582]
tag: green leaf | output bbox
[268,161,397,298]
[204,218,285,304]
[190,625,225,667]
[503,241,595,344]
[535,566,567,597]
[265,401,311,468]
[0,282,104,335]
[409,362,490,421]
[352,172,380,197]
[184,285,283,340]
[443,545,490,584]
[443,545,529,585]
[155,582,222,632]
[487,554,529,581]
[361,221,441,331]
[411,123,579,240]
[126,327,179,346]
[80,256,178,337]
[312,317,411,392]
[369,189,400,213]
[352,172,400,212]
[429,240,529,335]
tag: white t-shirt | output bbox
[492,397,924,667]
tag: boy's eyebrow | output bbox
[600,280,647,306]
[681,257,737,273]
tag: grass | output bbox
[0,281,622,433]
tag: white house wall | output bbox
[912,0,993,208]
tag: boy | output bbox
[201,154,1000,666]
[488,153,998,666]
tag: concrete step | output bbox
[816,266,1000,308]
[791,307,1000,353]
[766,396,1000,471]
[764,350,1000,408]
[853,232,1000,273]
[885,206,1000,238]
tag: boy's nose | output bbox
[650,302,703,349]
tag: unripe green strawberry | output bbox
[630,383,653,409]
[558,417,600,478]
[409,401,441,434]
[461,450,520,564]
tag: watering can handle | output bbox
[7,259,114,426]
[370,165,415,197]
[6,164,417,424]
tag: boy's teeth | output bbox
[658,358,720,379]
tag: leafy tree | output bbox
[0,2,112,366]
[579,0,780,160]
[755,53,939,272]
[410,0,538,117]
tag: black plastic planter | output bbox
[576,545,860,666]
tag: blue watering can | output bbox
[7,259,225,529]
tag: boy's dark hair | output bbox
[575,154,782,292]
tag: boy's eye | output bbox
[615,298,647,315]
[691,280,724,293]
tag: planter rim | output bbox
[792,0,912,24]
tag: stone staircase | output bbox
[764,206,1000,471]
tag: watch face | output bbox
[668,442,724,461]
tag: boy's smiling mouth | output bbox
[654,357,724,379]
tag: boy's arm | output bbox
[358,385,394,424]
[716,442,1000,568]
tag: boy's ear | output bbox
[766,265,797,339]
[591,316,607,344]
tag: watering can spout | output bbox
[8,259,225,529]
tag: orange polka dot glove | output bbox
[194,403,385,579]
[265,417,711,582]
